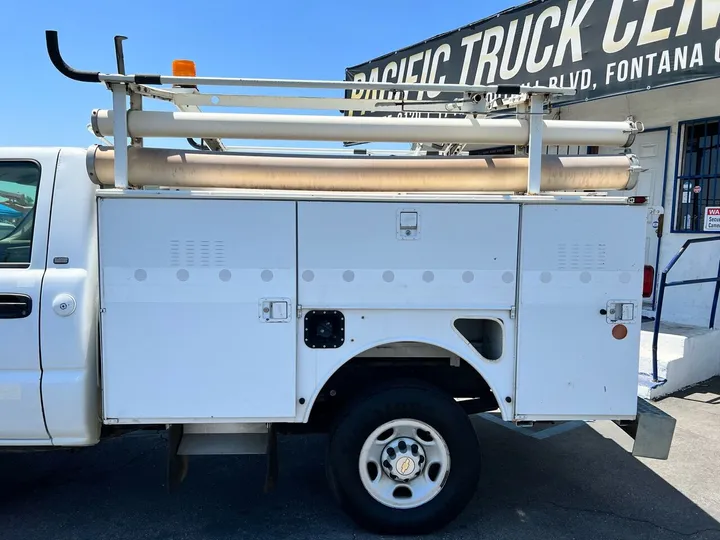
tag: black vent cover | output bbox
[304,310,345,349]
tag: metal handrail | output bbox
[652,236,720,382]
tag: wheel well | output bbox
[304,342,499,432]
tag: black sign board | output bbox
[344,0,720,117]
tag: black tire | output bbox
[326,381,481,535]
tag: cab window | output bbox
[0,161,41,266]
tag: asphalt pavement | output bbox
[2,379,720,540]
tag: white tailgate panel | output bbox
[515,204,646,419]
[298,202,519,308]
[99,198,297,421]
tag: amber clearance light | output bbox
[172,59,197,77]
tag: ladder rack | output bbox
[45,30,642,193]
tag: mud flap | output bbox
[264,424,278,493]
[615,397,676,460]
[167,424,189,492]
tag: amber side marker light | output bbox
[172,59,197,77]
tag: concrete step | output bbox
[638,321,720,400]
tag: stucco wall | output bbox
[557,80,720,327]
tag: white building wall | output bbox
[557,79,720,327]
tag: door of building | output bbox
[603,130,668,306]
[547,130,668,307]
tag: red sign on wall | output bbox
[705,207,720,232]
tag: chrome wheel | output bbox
[358,418,450,509]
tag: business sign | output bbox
[705,207,720,232]
[345,0,720,116]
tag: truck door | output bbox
[0,151,58,442]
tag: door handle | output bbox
[0,294,32,319]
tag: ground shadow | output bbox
[0,412,718,540]
[661,376,720,405]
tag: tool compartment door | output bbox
[98,197,297,421]
[515,204,646,419]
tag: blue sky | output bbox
[0,0,518,149]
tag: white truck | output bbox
[0,31,676,535]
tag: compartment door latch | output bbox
[259,299,292,323]
[604,300,638,324]
[397,210,420,240]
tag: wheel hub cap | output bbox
[358,419,451,510]
[381,437,426,482]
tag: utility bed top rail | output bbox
[44,30,644,194]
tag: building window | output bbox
[675,118,720,232]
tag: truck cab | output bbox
[0,148,100,446]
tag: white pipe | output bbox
[87,145,641,192]
[92,110,639,147]
[222,146,422,156]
